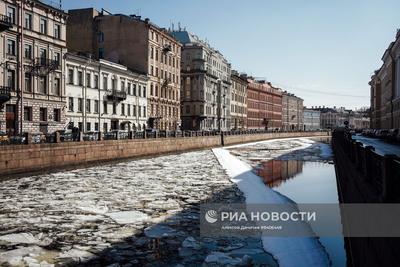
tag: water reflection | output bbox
[256,160,303,188]
[257,159,347,267]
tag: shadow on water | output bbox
[68,184,278,267]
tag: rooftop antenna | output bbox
[178,22,181,31]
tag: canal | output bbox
[226,137,347,267]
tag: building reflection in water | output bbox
[256,160,304,188]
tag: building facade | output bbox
[282,92,303,131]
[0,0,67,135]
[246,78,282,130]
[170,30,231,131]
[303,108,321,130]
[67,8,181,130]
[369,29,400,129]
[65,53,148,133]
[230,70,247,129]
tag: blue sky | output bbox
[63,0,400,109]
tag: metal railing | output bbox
[332,129,400,202]
[0,129,329,146]
[0,14,12,28]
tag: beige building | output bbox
[0,0,67,135]
[67,8,181,130]
[370,29,400,129]
[282,92,303,131]
[230,70,247,129]
[171,30,232,131]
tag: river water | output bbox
[229,137,347,267]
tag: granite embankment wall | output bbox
[0,131,329,177]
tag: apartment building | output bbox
[67,8,181,130]
[369,29,400,129]
[0,0,67,135]
[230,70,247,129]
[246,77,282,130]
[65,53,148,133]
[171,30,232,130]
[303,108,321,130]
[282,91,303,131]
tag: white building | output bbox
[65,53,148,133]
[303,108,321,130]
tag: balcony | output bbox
[162,78,172,88]
[162,44,172,54]
[28,57,60,76]
[107,90,127,101]
[0,86,11,105]
[0,15,12,31]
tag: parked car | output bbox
[0,131,9,144]
[83,131,99,141]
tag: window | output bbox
[78,71,83,86]
[113,103,117,114]
[54,24,61,39]
[54,52,61,66]
[99,48,104,59]
[53,77,61,96]
[86,73,91,87]
[39,108,47,122]
[103,123,108,132]
[25,13,32,29]
[127,83,131,95]
[68,97,74,112]
[94,100,99,113]
[7,39,15,55]
[98,32,104,43]
[151,47,154,59]
[38,77,47,94]
[156,49,159,61]
[103,101,108,114]
[138,106,142,117]
[133,84,137,96]
[121,80,125,91]
[186,105,190,114]
[86,122,91,132]
[39,48,47,59]
[53,109,60,122]
[112,77,116,90]
[78,98,83,112]
[94,74,99,88]
[24,107,32,121]
[78,122,83,131]
[127,104,131,116]
[7,6,15,24]
[40,17,47,34]
[138,85,142,97]
[143,86,146,97]
[68,69,74,84]
[24,73,32,92]
[7,70,15,89]
[133,105,137,116]
[143,106,146,117]
[95,123,99,131]
[103,76,108,89]
[150,83,153,96]
[121,103,125,115]
[24,44,32,59]
[86,99,91,113]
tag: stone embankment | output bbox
[0,131,329,177]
